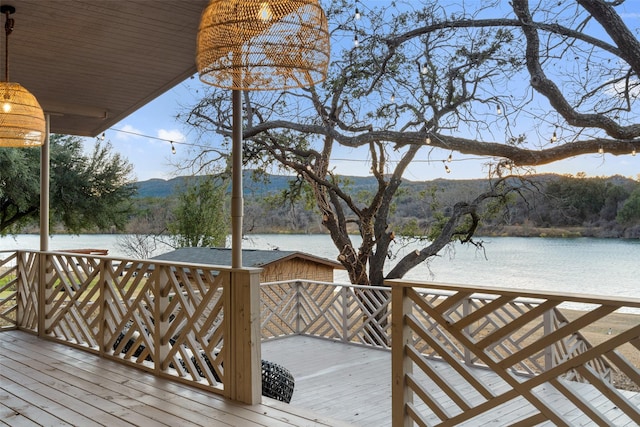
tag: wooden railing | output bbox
[387,279,640,426]
[260,280,617,382]
[3,253,639,424]
[0,250,262,404]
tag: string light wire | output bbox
[106,127,500,172]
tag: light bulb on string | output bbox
[421,63,428,75]
[632,148,637,156]
[551,131,557,143]
[171,141,176,154]
[390,93,395,103]
[353,35,359,47]
[100,132,106,141]
[355,0,360,20]
[447,152,453,162]
[598,146,604,154]
[443,162,451,174]
[258,2,273,21]
[496,105,502,115]
[425,135,431,145]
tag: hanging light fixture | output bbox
[0,5,45,147]
[196,0,330,90]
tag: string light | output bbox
[443,161,451,174]
[598,146,604,154]
[355,3,360,20]
[550,131,557,143]
[390,93,395,103]
[632,148,637,156]
[425,135,431,145]
[99,132,105,141]
[421,63,428,75]
[447,152,453,162]
[353,34,359,47]
[171,141,176,154]
[496,105,502,115]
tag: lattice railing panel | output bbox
[261,281,298,338]
[0,251,19,329]
[17,252,39,331]
[103,260,157,365]
[390,281,640,426]
[347,287,391,347]
[261,281,392,347]
[45,253,104,348]
[297,282,346,339]
[161,265,227,386]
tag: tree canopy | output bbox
[184,0,640,285]
[0,134,135,235]
[168,177,228,248]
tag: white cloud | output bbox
[115,124,144,140]
[157,129,186,143]
[611,78,640,99]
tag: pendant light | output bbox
[196,0,330,90]
[0,5,45,147]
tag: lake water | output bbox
[1,233,638,305]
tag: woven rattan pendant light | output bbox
[0,5,45,147]
[197,0,330,90]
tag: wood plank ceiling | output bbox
[2,0,209,136]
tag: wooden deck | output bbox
[2,331,639,426]
[262,336,640,426]
[0,330,352,427]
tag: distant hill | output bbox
[133,172,388,198]
[132,171,637,204]
[132,172,301,199]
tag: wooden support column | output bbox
[225,268,262,404]
[390,280,413,427]
[37,116,50,336]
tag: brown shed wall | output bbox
[260,259,334,283]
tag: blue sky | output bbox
[98,1,640,184]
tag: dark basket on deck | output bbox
[261,360,295,403]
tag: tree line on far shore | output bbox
[130,172,640,240]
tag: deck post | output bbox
[156,265,172,371]
[341,285,349,343]
[99,259,110,355]
[295,280,302,334]
[15,251,25,328]
[37,252,53,336]
[390,281,413,427]
[225,268,262,404]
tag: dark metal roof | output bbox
[152,247,343,270]
[5,0,208,136]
